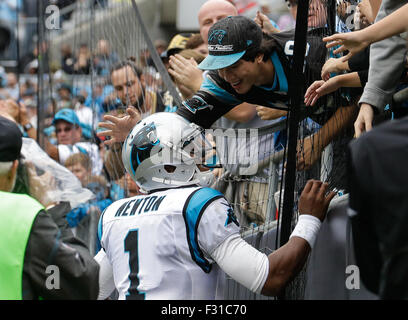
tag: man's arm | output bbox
[18,101,37,141]
[325,1,408,137]
[297,104,358,171]
[97,96,234,147]
[23,209,99,300]
[357,0,407,126]
[321,48,369,81]
[261,237,310,296]
[176,70,244,129]
[304,73,363,107]
[223,103,257,123]
[176,92,240,129]
[211,180,335,296]
[325,2,408,59]
[44,139,59,162]
[256,106,287,120]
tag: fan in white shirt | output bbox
[44,108,102,175]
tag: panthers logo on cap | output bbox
[208,29,227,45]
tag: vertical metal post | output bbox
[16,1,21,100]
[278,0,310,300]
[265,159,279,224]
[36,0,44,146]
[90,0,96,137]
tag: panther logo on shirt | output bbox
[221,201,239,227]
[182,96,213,114]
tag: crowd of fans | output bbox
[0,0,408,299]
[0,0,295,236]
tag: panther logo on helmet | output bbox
[122,113,218,193]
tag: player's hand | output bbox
[168,54,203,93]
[304,78,339,106]
[296,134,323,171]
[354,103,374,138]
[298,180,336,222]
[323,31,370,62]
[256,106,287,120]
[254,11,279,34]
[97,107,141,146]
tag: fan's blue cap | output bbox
[198,16,262,70]
[52,108,80,126]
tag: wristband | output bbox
[289,214,322,249]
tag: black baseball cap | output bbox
[0,116,22,162]
[198,16,263,70]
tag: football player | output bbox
[94,112,335,299]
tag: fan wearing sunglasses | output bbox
[45,108,103,176]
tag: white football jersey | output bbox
[98,186,241,300]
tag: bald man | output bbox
[198,0,238,43]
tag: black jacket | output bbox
[22,202,99,300]
[348,115,408,299]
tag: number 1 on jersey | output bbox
[124,229,145,300]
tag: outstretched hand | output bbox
[97,107,141,146]
[298,180,336,222]
[323,31,370,62]
[304,78,339,106]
